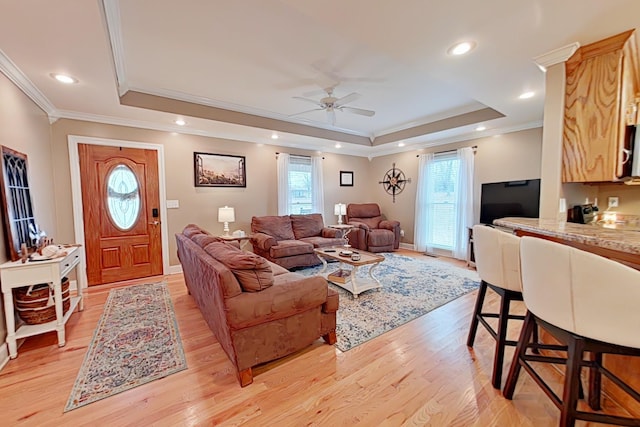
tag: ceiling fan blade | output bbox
[334,92,360,107]
[288,108,323,117]
[340,106,376,117]
[293,96,322,107]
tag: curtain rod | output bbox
[416,145,477,157]
[275,152,325,159]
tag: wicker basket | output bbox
[14,278,70,325]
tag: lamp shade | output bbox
[218,206,235,223]
[334,203,346,215]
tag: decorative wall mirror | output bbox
[0,146,36,261]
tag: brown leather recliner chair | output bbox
[345,203,401,253]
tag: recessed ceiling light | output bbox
[335,143,341,149]
[447,41,476,56]
[50,73,78,84]
[175,119,186,126]
[398,142,405,147]
[271,133,279,140]
[475,125,487,131]
[519,91,535,99]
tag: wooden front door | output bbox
[79,144,162,285]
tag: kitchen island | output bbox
[493,217,640,416]
[494,217,640,269]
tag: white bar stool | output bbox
[503,236,640,426]
[467,224,532,389]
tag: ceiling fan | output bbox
[290,87,375,125]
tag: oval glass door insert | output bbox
[106,164,140,230]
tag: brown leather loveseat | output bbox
[250,213,345,269]
[176,224,338,387]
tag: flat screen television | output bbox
[479,179,541,225]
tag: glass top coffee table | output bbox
[314,247,385,298]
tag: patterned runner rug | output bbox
[65,282,187,412]
[297,253,479,351]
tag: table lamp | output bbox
[218,206,235,236]
[334,203,346,224]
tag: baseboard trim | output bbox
[167,264,183,275]
[399,242,415,251]
[0,342,9,372]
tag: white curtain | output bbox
[452,147,475,259]
[276,153,290,215]
[311,156,325,216]
[414,153,435,254]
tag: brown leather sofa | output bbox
[346,203,401,253]
[176,224,338,387]
[250,213,345,269]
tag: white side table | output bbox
[327,224,357,247]
[218,234,252,250]
[0,245,87,358]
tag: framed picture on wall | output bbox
[340,171,354,187]
[194,152,246,187]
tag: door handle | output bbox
[149,221,160,225]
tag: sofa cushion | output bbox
[269,240,314,258]
[267,260,290,276]
[368,229,395,247]
[225,275,328,329]
[299,236,345,248]
[290,213,324,239]
[352,216,383,229]
[251,215,295,241]
[204,242,274,292]
[347,203,381,218]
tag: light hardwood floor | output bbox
[0,250,630,426]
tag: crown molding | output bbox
[101,0,128,95]
[533,42,580,72]
[131,86,372,138]
[53,109,372,157]
[53,109,542,159]
[367,120,543,158]
[0,48,58,120]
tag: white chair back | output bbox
[520,236,640,349]
[472,225,522,292]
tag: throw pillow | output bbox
[204,242,274,292]
[290,213,324,239]
[183,223,208,238]
[191,233,220,248]
[251,215,295,241]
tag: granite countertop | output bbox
[493,217,640,255]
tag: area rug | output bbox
[64,282,187,412]
[297,253,479,351]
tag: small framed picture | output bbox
[194,152,246,187]
[340,171,354,187]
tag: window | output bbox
[288,155,313,214]
[106,164,141,230]
[277,153,324,216]
[415,147,474,259]
[427,153,460,249]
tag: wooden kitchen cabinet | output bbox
[562,30,640,182]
